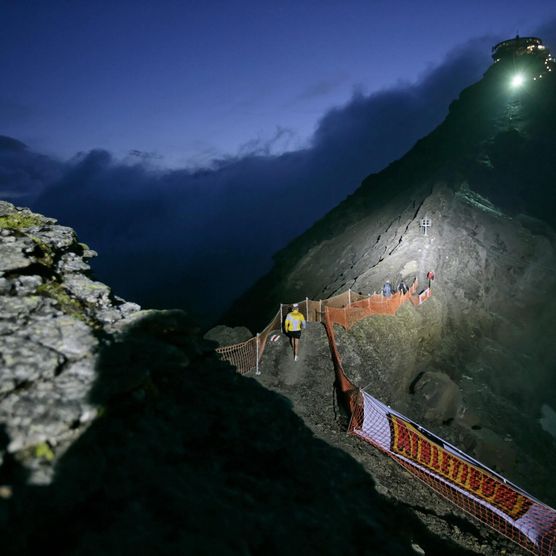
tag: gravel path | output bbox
[254,322,527,556]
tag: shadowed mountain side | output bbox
[0,311,477,555]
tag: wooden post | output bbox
[255,333,261,375]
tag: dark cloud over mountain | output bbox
[0,135,63,201]
[2,33,537,326]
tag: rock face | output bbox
[203,324,253,346]
[226,182,556,506]
[225,52,556,509]
[0,201,140,484]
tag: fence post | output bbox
[348,288,351,307]
[320,299,322,322]
[255,333,261,375]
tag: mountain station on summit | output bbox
[491,35,555,86]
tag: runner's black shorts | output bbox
[287,330,301,339]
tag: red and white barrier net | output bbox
[349,391,556,555]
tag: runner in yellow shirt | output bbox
[284,303,306,361]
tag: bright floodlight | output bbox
[511,73,525,88]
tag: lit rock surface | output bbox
[0,201,140,485]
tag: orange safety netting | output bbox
[215,289,356,374]
[324,282,419,330]
[213,335,259,375]
[215,285,421,373]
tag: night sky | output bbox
[2,1,556,325]
[3,0,556,167]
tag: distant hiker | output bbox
[284,304,306,361]
[382,280,393,298]
[426,270,435,288]
[397,279,409,295]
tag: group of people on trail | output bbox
[283,303,306,361]
[382,279,409,298]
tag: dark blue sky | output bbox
[2,0,556,167]
[2,1,556,325]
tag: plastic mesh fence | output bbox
[348,392,556,556]
[214,336,259,375]
[215,308,282,374]
[322,307,359,413]
[215,288,356,373]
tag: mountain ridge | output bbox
[224,43,556,330]
[219,41,556,517]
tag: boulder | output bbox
[204,324,253,346]
[411,371,461,424]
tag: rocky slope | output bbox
[0,201,141,485]
[0,200,493,555]
[224,44,556,519]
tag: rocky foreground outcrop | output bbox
[0,201,487,555]
[0,200,141,484]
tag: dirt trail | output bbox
[253,321,525,556]
[257,324,338,421]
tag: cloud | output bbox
[309,37,492,176]
[291,75,350,104]
[3,35,501,326]
[127,150,163,162]
[0,135,63,200]
[0,136,27,152]
[236,126,298,157]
